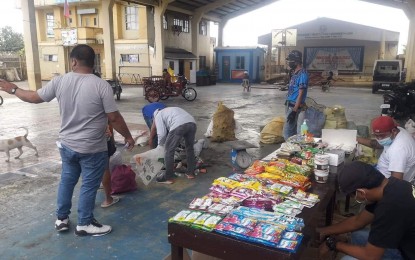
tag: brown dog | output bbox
[0,127,38,162]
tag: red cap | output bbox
[371,116,397,134]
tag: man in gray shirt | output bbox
[149,107,197,184]
[0,44,135,236]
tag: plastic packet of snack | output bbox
[207,203,225,214]
[169,209,192,223]
[277,238,302,253]
[189,198,204,209]
[183,211,203,224]
[282,231,303,241]
[199,198,213,210]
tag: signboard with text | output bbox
[61,28,77,46]
[304,46,364,72]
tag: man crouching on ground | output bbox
[150,107,197,184]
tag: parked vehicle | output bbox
[144,75,197,103]
[381,83,415,120]
[372,59,403,94]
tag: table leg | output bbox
[325,191,336,226]
[345,194,350,213]
[171,244,184,260]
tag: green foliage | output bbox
[0,26,24,52]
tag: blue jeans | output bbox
[282,105,305,140]
[57,144,108,226]
[341,229,404,260]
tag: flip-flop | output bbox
[101,197,120,208]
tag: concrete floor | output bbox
[0,81,383,259]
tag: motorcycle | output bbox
[145,75,197,103]
[380,83,415,120]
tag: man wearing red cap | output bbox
[357,115,415,183]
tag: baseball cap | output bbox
[286,50,302,62]
[338,161,384,195]
[371,116,398,134]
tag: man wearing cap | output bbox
[317,161,415,259]
[283,50,309,140]
[357,115,415,183]
[150,107,197,184]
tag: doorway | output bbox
[222,56,230,81]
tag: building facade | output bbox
[32,0,215,84]
[214,46,265,83]
[258,17,400,82]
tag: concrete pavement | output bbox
[0,81,383,259]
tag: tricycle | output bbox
[144,75,197,103]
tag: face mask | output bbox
[288,61,297,70]
[377,136,393,146]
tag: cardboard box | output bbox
[326,149,345,166]
[321,129,357,152]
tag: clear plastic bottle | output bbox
[301,120,309,135]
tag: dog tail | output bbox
[19,127,29,138]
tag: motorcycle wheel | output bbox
[145,87,161,103]
[159,86,170,100]
[0,95,3,105]
[183,88,197,101]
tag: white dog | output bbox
[0,127,38,162]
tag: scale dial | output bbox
[235,150,252,169]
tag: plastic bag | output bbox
[111,164,137,194]
[304,107,326,137]
[131,145,165,185]
[260,117,285,144]
[109,144,128,173]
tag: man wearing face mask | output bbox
[282,50,309,140]
[317,161,415,259]
[357,115,415,183]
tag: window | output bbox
[94,54,101,74]
[46,13,54,38]
[199,21,207,35]
[125,6,138,30]
[183,20,189,33]
[121,54,139,63]
[44,54,58,62]
[172,17,189,33]
[199,56,206,69]
[236,56,245,69]
[169,61,175,70]
[163,15,168,30]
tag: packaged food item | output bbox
[244,160,266,175]
[169,210,192,223]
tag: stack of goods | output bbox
[168,138,331,253]
[169,169,320,252]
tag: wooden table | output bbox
[168,175,337,260]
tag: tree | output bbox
[0,26,24,52]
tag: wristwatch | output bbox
[325,236,337,251]
[11,87,18,94]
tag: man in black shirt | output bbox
[317,161,415,259]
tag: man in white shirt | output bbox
[357,115,415,183]
[149,107,197,184]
